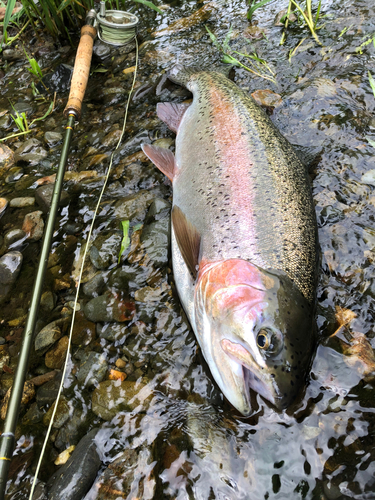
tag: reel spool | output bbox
[96,1,139,46]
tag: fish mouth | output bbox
[221,338,278,407]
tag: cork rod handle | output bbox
[64,23,97,120]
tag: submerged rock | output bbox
[0,198,8,217]
[48,429,101,500]
[0,251,23,304]
[9,197,35,208]
[89,232,122,270]
[14,139,47,165]
[35,184,70,213]
[0,144,14,169]
[45,336,69,369]
[4,229,27,249]
[76,351,108,387]
[91,379,148,420]
[44,131,63,147]
[22,210,44,241]
[84,292,135,323]
[35,320,64,355]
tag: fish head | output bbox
[194,259,316,416]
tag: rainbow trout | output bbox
[142,66,318,415]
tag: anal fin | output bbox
[141,144,176,181]
[157,102,190,133]
[172,205,201,280]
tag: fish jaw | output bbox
[193,259,315,415]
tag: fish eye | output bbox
[257,330,270,349]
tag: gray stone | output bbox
[55,408,86,449]
[76,351,108,387]
[108,265,148,291]
[84,292,135,323]
[82,272,106,298]
[2,49,24,61]
[141,217,170,267]
[0,251,23,285]
[9,197,35,208]
[0,144,14,169]
[91,380,147,420]
[0,338,5,345]
[93,41,111,59]
[5,166,23,183]
[35,184,70,213]
[22,402,44,425]
[4,228,27,249]
[144,198,171,224]
[0,115,12,129]
[44,131,63,147]
[97,322,128,342]
[40,291,56,312]
[13,101,34,115]
[48,429,101,500]
[0,198,8,217]
[113,189,155,221]
[14,138,47,165]
[35,320,64,355]
[36,378,61,408]
[89,232,122,270]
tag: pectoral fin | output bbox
[172,205,201,279]
[141,144,176,181]
[157,102,190,133]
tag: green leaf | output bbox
[31,101,54,124]
[132,0,163,14]
[222,26,233,52]
[368,71,375,99]
[205,25,221,50]
[133,223,143,231]
[222,54,240,66]
[1,0,17,49]
[10,113,25,132]
[247,0,273,22]
[366,136,375,148]
[118,220,130,264]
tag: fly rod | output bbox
[0,10,97,499]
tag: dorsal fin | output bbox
[157,102,190,133]
[141,144,176,181]
[172,205,201,280]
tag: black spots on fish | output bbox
[290,380,294,386]
[271,373,275,378]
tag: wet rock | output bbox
[72,311,96,346]
[91,379,148,420]
[0,251,23,304]
[115,358,127,369]
[251,89,282,109]
[0,115,12,130]
[1,381,35,419]
[55,408,86,449]
[113,189,155,221]
[76,351,108,387]
[22,210,44,241]
[22,402,44,425]
[2,49,24,61]
[48,429,101,500]
[243,25,266,39]
[29,371,58,387]
[141,216,170,268]
[82,272,106,298]
[35,321,64,355]
[36,378,61,407]
[40,291,56,312]
[108,265,148,292]
[54,445,75,465]
[362,169,375,186]
[40,64,73,93]
[89,232,122,270]
[152,2,216,37]
[14,139,47,165]
[35,184,70,213]
[102,128,122,148]
[0,144,14,169]
[97,322,128,342]
[43,395,70,428]
[84,292,135,323]
[4,229,27,249]
[9,197,35,208]
[44,131,63,147]
[5,166,23,183]
[45,336,69,369]
[152,137,174,149]
[108,369,127,381]
[135,282,169,303]
[0,198,8,217]
[93,41,111,60]
[274,9,297,26]
[13,102,34,115]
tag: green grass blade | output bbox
[118,220,130,264]
[31,101,54,124]
[205,25,221,50]
[314,0,322,28]
[132,0,163,14]
[1,0,17,48]
[247,0,273,22]
[368,71,375,99]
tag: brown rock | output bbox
[251,89,283,109]
[0,144,14,169]
[45,336,69,369]
[29,370,57,386]
[243,25,266,40]
[108,369,127,382]
[102,129,122,149]
[1,381,35,419]
[43,395,70,428]
[71,311,96,346]
[152,2,216,37]
[115,358,127,369]
[0,198,8,217]
[22,210,45,241]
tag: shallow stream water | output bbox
[1,0,375,498]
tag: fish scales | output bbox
[173,71,317,303]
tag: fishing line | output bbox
[28,37,139,500]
